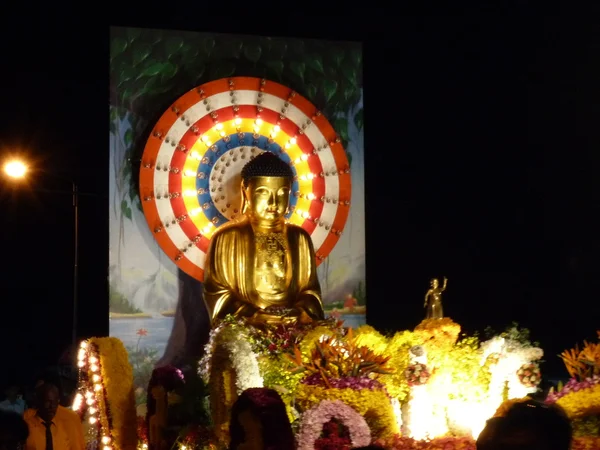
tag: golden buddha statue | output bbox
[203,151,324,327]
[424,277,447,319]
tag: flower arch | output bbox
[297,400,371,450]
[205,324,263,445]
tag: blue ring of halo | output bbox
[196,132,300,227]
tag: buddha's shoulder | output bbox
[210,217,251,238]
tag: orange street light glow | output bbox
[3,160,28,179]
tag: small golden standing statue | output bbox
[203,151,325,327]
[424,277,448,319]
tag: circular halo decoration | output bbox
[140,77,352,281]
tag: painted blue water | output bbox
[110,314,366,357]
[110,317,174,356]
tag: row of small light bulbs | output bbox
[72,341,113,450]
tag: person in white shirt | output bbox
[0,386,26,415]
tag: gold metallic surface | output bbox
[203,175,324,326]
[424,277,447,319]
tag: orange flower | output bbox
[136,328,148,336]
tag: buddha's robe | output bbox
[203,217,323,325]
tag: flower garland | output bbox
[212,325,263,394]
[93,337,138,450]
[295,384,399,439]
[516,362,541,388]
[405,363,431,386]
[73,338,137,450]
[198,320,230,383]
[296,400,371,450]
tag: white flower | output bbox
[210,325,263,394]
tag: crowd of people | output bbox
[0,379,575,450]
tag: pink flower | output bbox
[297,400,371,450]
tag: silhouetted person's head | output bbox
[228,388,295,450]
[0,410,29,450]
[477,400,572,450]
[34,383,59,423]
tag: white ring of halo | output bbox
[151,89,344,269]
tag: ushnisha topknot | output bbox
[241,151,294,184]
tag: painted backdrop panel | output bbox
[108,27,364,405]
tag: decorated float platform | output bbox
[71,317,600,450]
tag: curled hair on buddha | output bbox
[241,151,293,184]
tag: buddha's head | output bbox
[431,278,439,288]
[240,152,294,224]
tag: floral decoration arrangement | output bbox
[286,328,394,388]
[73,337,137,450]
[405,363,431,387]
[313,418,352,450]
[545,331,600,422]
[373,434,476,450]
[194,315,551,445]
[516,362,541,388]
[296,400,371,450]
[136,416,148,450]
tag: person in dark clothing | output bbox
[476,400,572,450]
[0,409,29,450]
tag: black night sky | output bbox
[1,12,599,390]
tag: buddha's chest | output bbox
[253,232,289,296]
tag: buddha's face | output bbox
[431,279,439,288]
[244,176,291,222]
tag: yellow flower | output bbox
[378,330,419,401]
[352,325,389,355]
[556,383,600,420]
[88,337,137,450]
[295,384,399,440]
